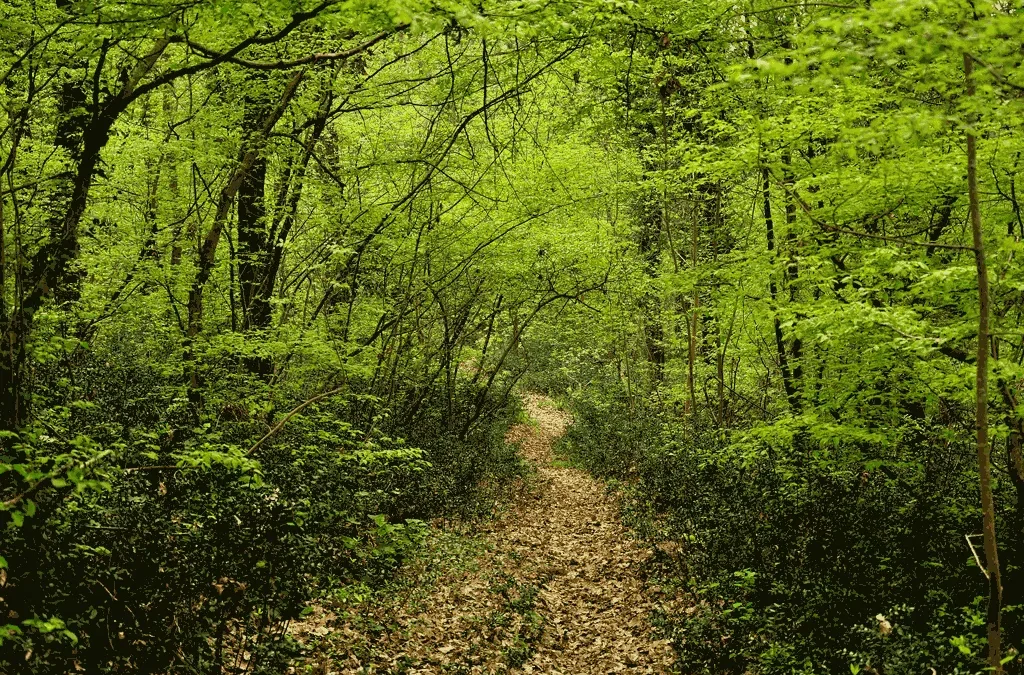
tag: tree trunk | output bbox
[965,51,1003,674]
[762,167,799,412]
[688,204,699,414]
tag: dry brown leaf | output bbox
[291,394,679,674]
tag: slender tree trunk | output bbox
[762,167,799,412]
[782,152,803,387]
[165,89,185,268]
[639,207,665,382]
[238,151,269,331]
[713,188,726,428]
[965,51,1003,674]
[688,205,699,414]
[236,108,273,376]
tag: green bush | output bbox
[0,351,525,673]
[558,386,1010,675]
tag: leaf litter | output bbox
[292,394,678,674]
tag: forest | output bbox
[2,0,1024,673]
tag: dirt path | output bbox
[295,394,675,674]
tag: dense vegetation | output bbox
[2,0,1024,673]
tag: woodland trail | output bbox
[296,394,676,674]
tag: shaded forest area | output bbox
[3,0,1024,673]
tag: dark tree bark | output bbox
[0,38,170,431]
[638,197,665,382]
[762,167,799,412]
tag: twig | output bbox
[121,465,179,473]
[245,386,346,456]
[967,52,1024,94]
[773,176,975,252]
[183,27,407,71]
[966,533,990,579]
[3,450,112,510]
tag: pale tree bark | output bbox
[965,51,1002,674]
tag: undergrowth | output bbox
[556,386,1021,675]
[1,349,527,674]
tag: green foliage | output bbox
[560,389,1006,674]
[0,368,524,672]
[5,0,1024,671]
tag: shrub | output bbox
[1,350,525,673]
[559,386,1008,674]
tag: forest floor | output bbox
[292,394,678,674]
